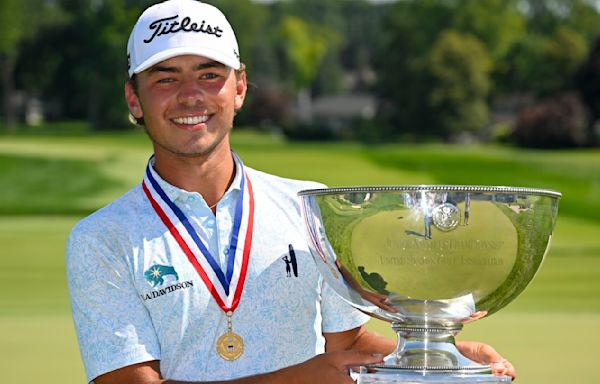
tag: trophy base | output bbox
[357,323,511,383]
[352,366,512,383]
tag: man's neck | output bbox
[152,144,236,209]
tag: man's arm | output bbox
[324,325,516,380]
[93,352,384,384]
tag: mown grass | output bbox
[0,129,598,383]
[367,145,600,223]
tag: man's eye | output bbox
[157,77,176,84]
[201,73,219,80]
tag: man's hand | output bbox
[457,341,516,380]
[327,326,516,381]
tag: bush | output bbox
[512,92,589,148]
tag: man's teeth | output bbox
[173,115,209,124]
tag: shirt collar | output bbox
[146,154,243,206]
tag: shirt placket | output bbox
[215,192,236,271]
[179,193,219,265]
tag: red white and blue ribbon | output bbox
[142,155,254,312]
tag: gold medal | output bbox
[216,311,244,361]
[216,331,244,361]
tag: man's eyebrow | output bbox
[148,61,226,74]
[194,61,226,71]
[148,65,179,74]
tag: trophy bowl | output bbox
[298,186,561,383]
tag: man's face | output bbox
[125,55,247,158]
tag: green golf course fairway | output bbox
[1,130,598,383]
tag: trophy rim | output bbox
[298,185,562,199]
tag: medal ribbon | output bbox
[142,155,254,312]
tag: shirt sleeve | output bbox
[320,277,370,333]
[66,223,160,383]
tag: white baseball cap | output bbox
[127,0,241,78]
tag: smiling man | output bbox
[66,1,515,383]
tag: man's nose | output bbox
[177,78,205,106]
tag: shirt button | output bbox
[186,196,194,203]
[224,248,230,256]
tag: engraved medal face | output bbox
[216,331,244,361]
[432,203,461,232]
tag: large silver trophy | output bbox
[299,186,560,383]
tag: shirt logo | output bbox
[282,244,299,277]
[144,264,179,287]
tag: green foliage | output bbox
[14,0,141,129]
[204,0,270,76]
[566,0,600,41]
[499,26,587,95]
[278,16,336,91]
[374,0,451,138]
[544,26,589,92]
[0,0,26,56]
[522,0,600,39]
[576,36,600,145]
[365,144,600,224]
[427,30,492,137]
[4,0,600,146]
[451,0,526,60]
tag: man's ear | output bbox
[124,81,143,119]
[234,70,247,111]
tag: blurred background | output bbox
[1,0,599,382]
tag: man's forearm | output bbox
[346,327,396,355]
[95,351,383,384]
[159,369,290,384]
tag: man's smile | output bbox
[171,115,211,125]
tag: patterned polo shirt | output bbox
[66,155,369,383]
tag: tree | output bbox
[520,0,600,39]
[0,0,27,131]
[499,26,587,95]
[576,36,600,145]
[427,30,492,138]
[279,0,345,96]
[82,0,141,129]
[512,92,589,148]
[374,0,454,139]
[340,0,386,91]
[544,26,589,90]
[451,0,526,61]
[565,0,600,42]
[13,0,141,129]
[278,15,333,122]
[0,0,42,131]
[204,0,269,78]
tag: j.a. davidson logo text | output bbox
[142,264,193,301]
[144,15,223,44]
[141,280,194,301]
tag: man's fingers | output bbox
[491,359,516,380]
[457,341,501,364]
[457,341,516,380]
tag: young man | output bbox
[66,1,515,383]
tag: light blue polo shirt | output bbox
[66,156,369,383]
